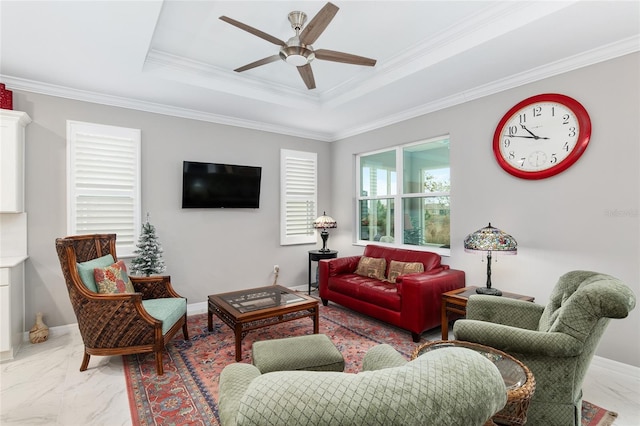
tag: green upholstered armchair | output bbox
[453,270,636,426]
[218,344,507,426]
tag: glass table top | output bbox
[220,286,306,313]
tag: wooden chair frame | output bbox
[55,234,189,375]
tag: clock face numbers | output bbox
[493,94,591,179]
[499,102,579,173]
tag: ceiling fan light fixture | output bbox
[221,2,376,89]
[279,45,315,66]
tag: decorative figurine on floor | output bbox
[29,312,49,344]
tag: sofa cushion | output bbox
[327,274,369,298]
[358,280,402,311]
[387,260,424,283]
[94,260,135,294]
[363,245,441,274]
[354,256,386,280]
[76,254,115,293]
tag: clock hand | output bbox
[520,124,538,137]
[505,134,550,140]
[520,124,549,140]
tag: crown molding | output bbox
[2,36,637,143]
[332,36,640,141]
[322,1,576,109]
[0,75,333,141]
[144,49,322,109]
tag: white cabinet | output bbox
[0,262,24,361]
[0,109,29,361]
[1,110,31,212]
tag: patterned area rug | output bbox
[123,303,617,425]
[581,400,618,426]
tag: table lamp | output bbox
[313,212,337,252]
[463,222,517,296]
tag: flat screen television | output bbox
[182,161,262,208]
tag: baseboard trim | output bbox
[29,303,640,377]
[187,301,207,315]
[591,354,640,377]
[23,322,79,341]
[22,302,210,341]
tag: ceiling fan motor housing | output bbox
[280,11,314,66]
[220,2,376,89]
[288,11,307,30]
[280,40,315,66]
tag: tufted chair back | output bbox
[538,271,635,336]
[453,270,636,426]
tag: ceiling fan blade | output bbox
[220,16,285,46]
[315,49,377,67]
[299,2,339,45]
[234,55,281,72]
[297,64,316,90]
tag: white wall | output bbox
[18,92,331,330]
[330,53,640,366]
[15,53,639,367]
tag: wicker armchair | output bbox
[55,234,189,375]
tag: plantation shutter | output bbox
[67,121,141,257]
[280,149,317,245]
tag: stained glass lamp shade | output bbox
[463,223,517,296]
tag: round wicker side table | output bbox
[412,340,536,426]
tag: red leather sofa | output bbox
[318,245,465,342]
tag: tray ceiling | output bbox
[1,1,638,141]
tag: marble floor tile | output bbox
[582,359,640,426]
[1,324,639,425]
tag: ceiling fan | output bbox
[219,2,377,90]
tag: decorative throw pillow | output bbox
[94,261,135,294]
[354,256,386,280]
[77,254,115,292]
[387,260,424,283]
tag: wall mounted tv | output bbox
[182,161,262,208]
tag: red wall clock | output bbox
[493,93,592,179]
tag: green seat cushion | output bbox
[142,298,187,335]
[76,254,115,293]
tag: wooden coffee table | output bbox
[207,285,319,361]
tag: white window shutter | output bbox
[67,121,141,257]
[280,149,317,245]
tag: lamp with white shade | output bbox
[313,212,337,252]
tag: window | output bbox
[357,136,450,251]
[280,149,317,245]
[67,121,141,257]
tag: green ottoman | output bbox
[252,334,345,373]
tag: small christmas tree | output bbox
[130,213,166,276]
